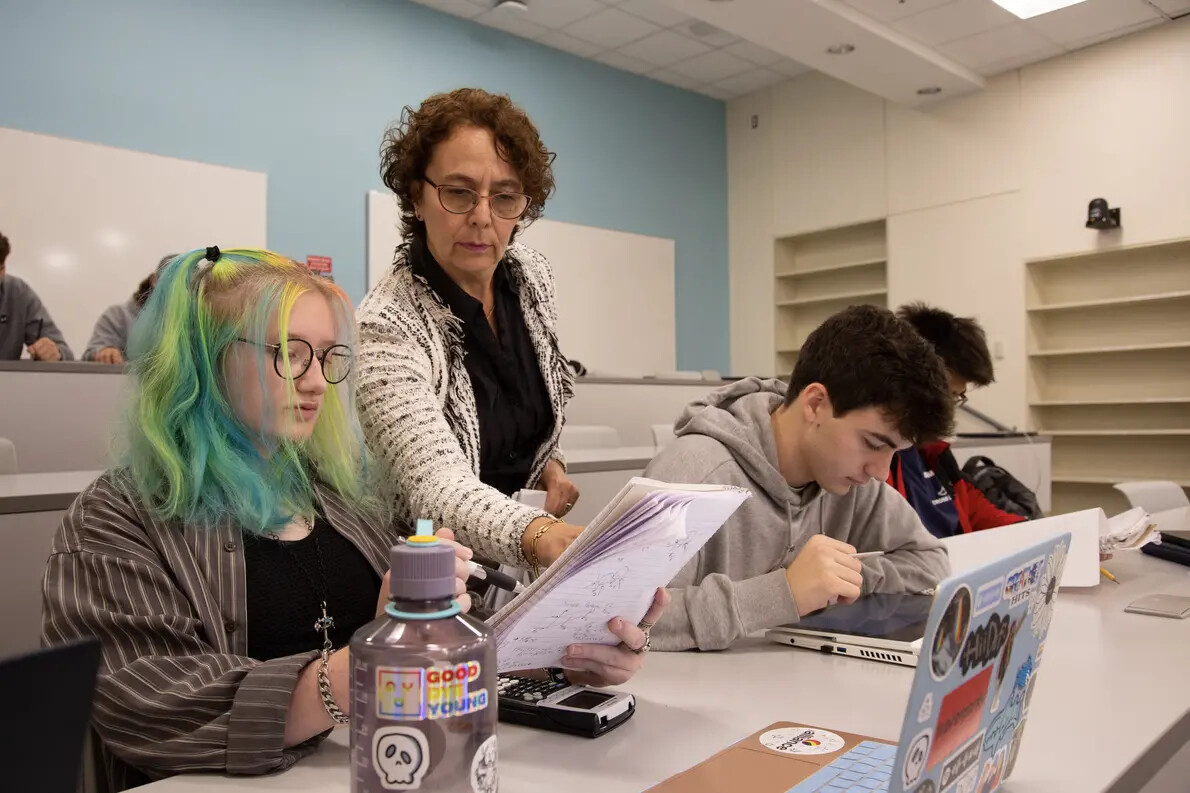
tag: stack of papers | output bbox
[1101,507,1161,553]
[489,478,749,672]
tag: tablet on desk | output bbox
[765,593,932,667]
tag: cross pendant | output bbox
[314,601,335,643]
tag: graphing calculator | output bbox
[496,674,636,738]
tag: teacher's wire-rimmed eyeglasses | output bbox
[235,338,353,384]
[422,176,531,220]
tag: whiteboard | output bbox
[0,127,267,357]
[366,190,676,376]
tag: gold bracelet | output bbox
[528,518,563,576]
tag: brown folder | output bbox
[646,721,891,793]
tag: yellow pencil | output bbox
[1100,567,1120,584]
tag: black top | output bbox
[410,238,554,496]
[244,514,381,661]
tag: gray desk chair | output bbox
[0,438,17,475]
[1113,480,1190,513]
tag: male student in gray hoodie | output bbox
[646,305,955,651]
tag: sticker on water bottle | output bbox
[377,662,490,720]
[471,734,498,793]
[373,726,430,790]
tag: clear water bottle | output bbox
[351,521,498,792]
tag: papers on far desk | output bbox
[1102,506,1160,553]
[489,478,749,673]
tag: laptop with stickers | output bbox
[648,533,1069,793]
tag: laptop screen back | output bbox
[889,533,1069,793]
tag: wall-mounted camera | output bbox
[1086,198,1121,230]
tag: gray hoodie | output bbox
[645,377,950,652]
[83,299,140,361]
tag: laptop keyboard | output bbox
[786,741,896,792]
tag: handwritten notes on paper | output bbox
[489,478,749,672]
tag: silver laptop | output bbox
[765,592,933,667]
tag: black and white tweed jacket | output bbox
[355,240,575,567]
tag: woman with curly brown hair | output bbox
[356,88,588,576]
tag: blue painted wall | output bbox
[0,0,728,371]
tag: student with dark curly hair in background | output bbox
[356,89,590,576]
[888,302,1026,537]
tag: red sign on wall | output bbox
[306,255,332,273]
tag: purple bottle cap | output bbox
[390,519,456,601]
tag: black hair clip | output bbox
[205,246,221,263]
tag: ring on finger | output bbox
[632,630,652,655]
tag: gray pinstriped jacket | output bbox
[41,471,399,791]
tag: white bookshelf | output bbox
[1027,237,1190,514]
[773,221,888,375]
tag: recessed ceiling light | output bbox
[493,0,528,10]
[989,0,1089,19]
[826,43,855,55]
[917,86,942,95]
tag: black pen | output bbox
[467,561,526,594]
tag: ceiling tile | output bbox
[407,0,486,19]
[769,58,812,78]
[724,39,785,66]
[977,48,1061,76]
[943,20,1062,69]
[842,0,955,23]
[677,20,740,47]
[1025,0,1162,46]
[564,7,661,48]
[616,0,692,27]
[474,7,550,39]
[667,49,753,82]
[895,0,1019,45]
[698,84,735,101]
[649,68,703,90]
[1149,0,1190,14]
[618,29,712,66]
[714,68,785,95]
[594,49,655,74]
[515,0,606,29]
[1062,17,1165,51]
[536,29,604,58]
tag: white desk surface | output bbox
[139,551,1190,793]
[564,445,657,474]
[1153,507,1189,535]
[0,469,101,514]
[0,450,660,513]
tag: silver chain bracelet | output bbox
[317,649,350,725]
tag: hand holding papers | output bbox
[489,478,749,672]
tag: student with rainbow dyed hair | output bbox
[40,247,661,791]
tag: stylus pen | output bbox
[851,551,885,559]
[468,561,526,594]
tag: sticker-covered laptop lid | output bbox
[891,533,1070,793]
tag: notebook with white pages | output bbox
[489,477,750,672]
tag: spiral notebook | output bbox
[489,477,750,672]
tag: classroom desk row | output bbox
[0,449,660,656]
[137,510,1190,793]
